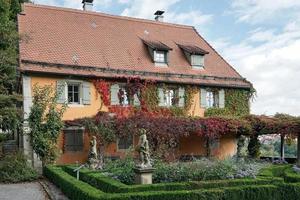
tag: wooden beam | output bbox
[280,135,285,161]
[297,133,300,167]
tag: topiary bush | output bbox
[0,152,38,183]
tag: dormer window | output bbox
[154,50,167,63]
[178,44,209,69]
[142,39,172,66]
[191,54,204,68]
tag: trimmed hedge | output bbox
[258,165,291,177]
[63,165,283,193]
[43,166,104,200]
[284,168,300,183]
[45,165,300,200]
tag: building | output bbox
[18,1,252,165]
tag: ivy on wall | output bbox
[205,88,255,117]
[91,77,197,117]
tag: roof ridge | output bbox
[23,3,194,30]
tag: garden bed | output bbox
[44,164,300,200]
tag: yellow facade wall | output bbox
[30,76,108,120]
[30,76,236,164]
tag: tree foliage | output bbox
[0,0,25,134]
[28,85,66,164]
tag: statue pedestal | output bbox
[134,167,155,185]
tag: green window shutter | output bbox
[158,88,165,107]
[74,130,84,151]
[219,89,225,108]
[110,84,120,105]
[64,130,74,151]
[178,87,185,107]
[56,80,66,104]
[82,81,91,105]
[133,93,140,106]
[200,88,207,108]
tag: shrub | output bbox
[0,133,9,143]
[0,152,38,183]
[102,157,135,185]
[44,165,104,200]
[45,165,300,200]
[102,158,267,184]
[284,167,300,183]
[258,164,290,177]
[63,165,283,194]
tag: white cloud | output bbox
[121,0,180,19]
[214,23,300,116]
[121,0,212,26]
[231,0,300,24]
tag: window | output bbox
[57,80,91,105]
[201,88,224,109]
[68,83,80,104]
[154,50,167,63]
[117,86,129,106]
[164,88,178,107]
[110,83,140,106]
[64,127,84,152]
[117,135,133,151]
[206,90,219,108]
[191,55,204,68]
[158,87,185,107]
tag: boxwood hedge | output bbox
[44,165,300,200]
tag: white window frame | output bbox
[65,80,83,106]
[67,82,81,105]
[154,50,167,64]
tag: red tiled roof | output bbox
[18,3,252,88]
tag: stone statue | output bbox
[88,136,100,170]
[90,136,98,159]
[136,129,151,168]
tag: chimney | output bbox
[154,10,165,22]
[82,0,94,11]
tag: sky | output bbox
[32,0,300,116]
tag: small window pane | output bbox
[64,129,84,152]
[118,135,133,150]
[206,90,219,108]
[155,51,166,63]
[164,88,179,107]
[206,91,214,108]
[67,83,80,104]
[73,85,79,92]
[118,87,129,106]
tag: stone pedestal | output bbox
[134,167,155,185]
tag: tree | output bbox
[28,85,66,165]
[0,0,21,136]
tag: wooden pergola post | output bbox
[280,134,285,161]
[297,133,300,167]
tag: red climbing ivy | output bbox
[92,79,111,106]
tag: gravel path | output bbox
[0,182,48,200]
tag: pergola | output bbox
[244,114,300,167]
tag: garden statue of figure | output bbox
[90,136,98,159]
[88,136,100,170]
[136,129,151,168]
